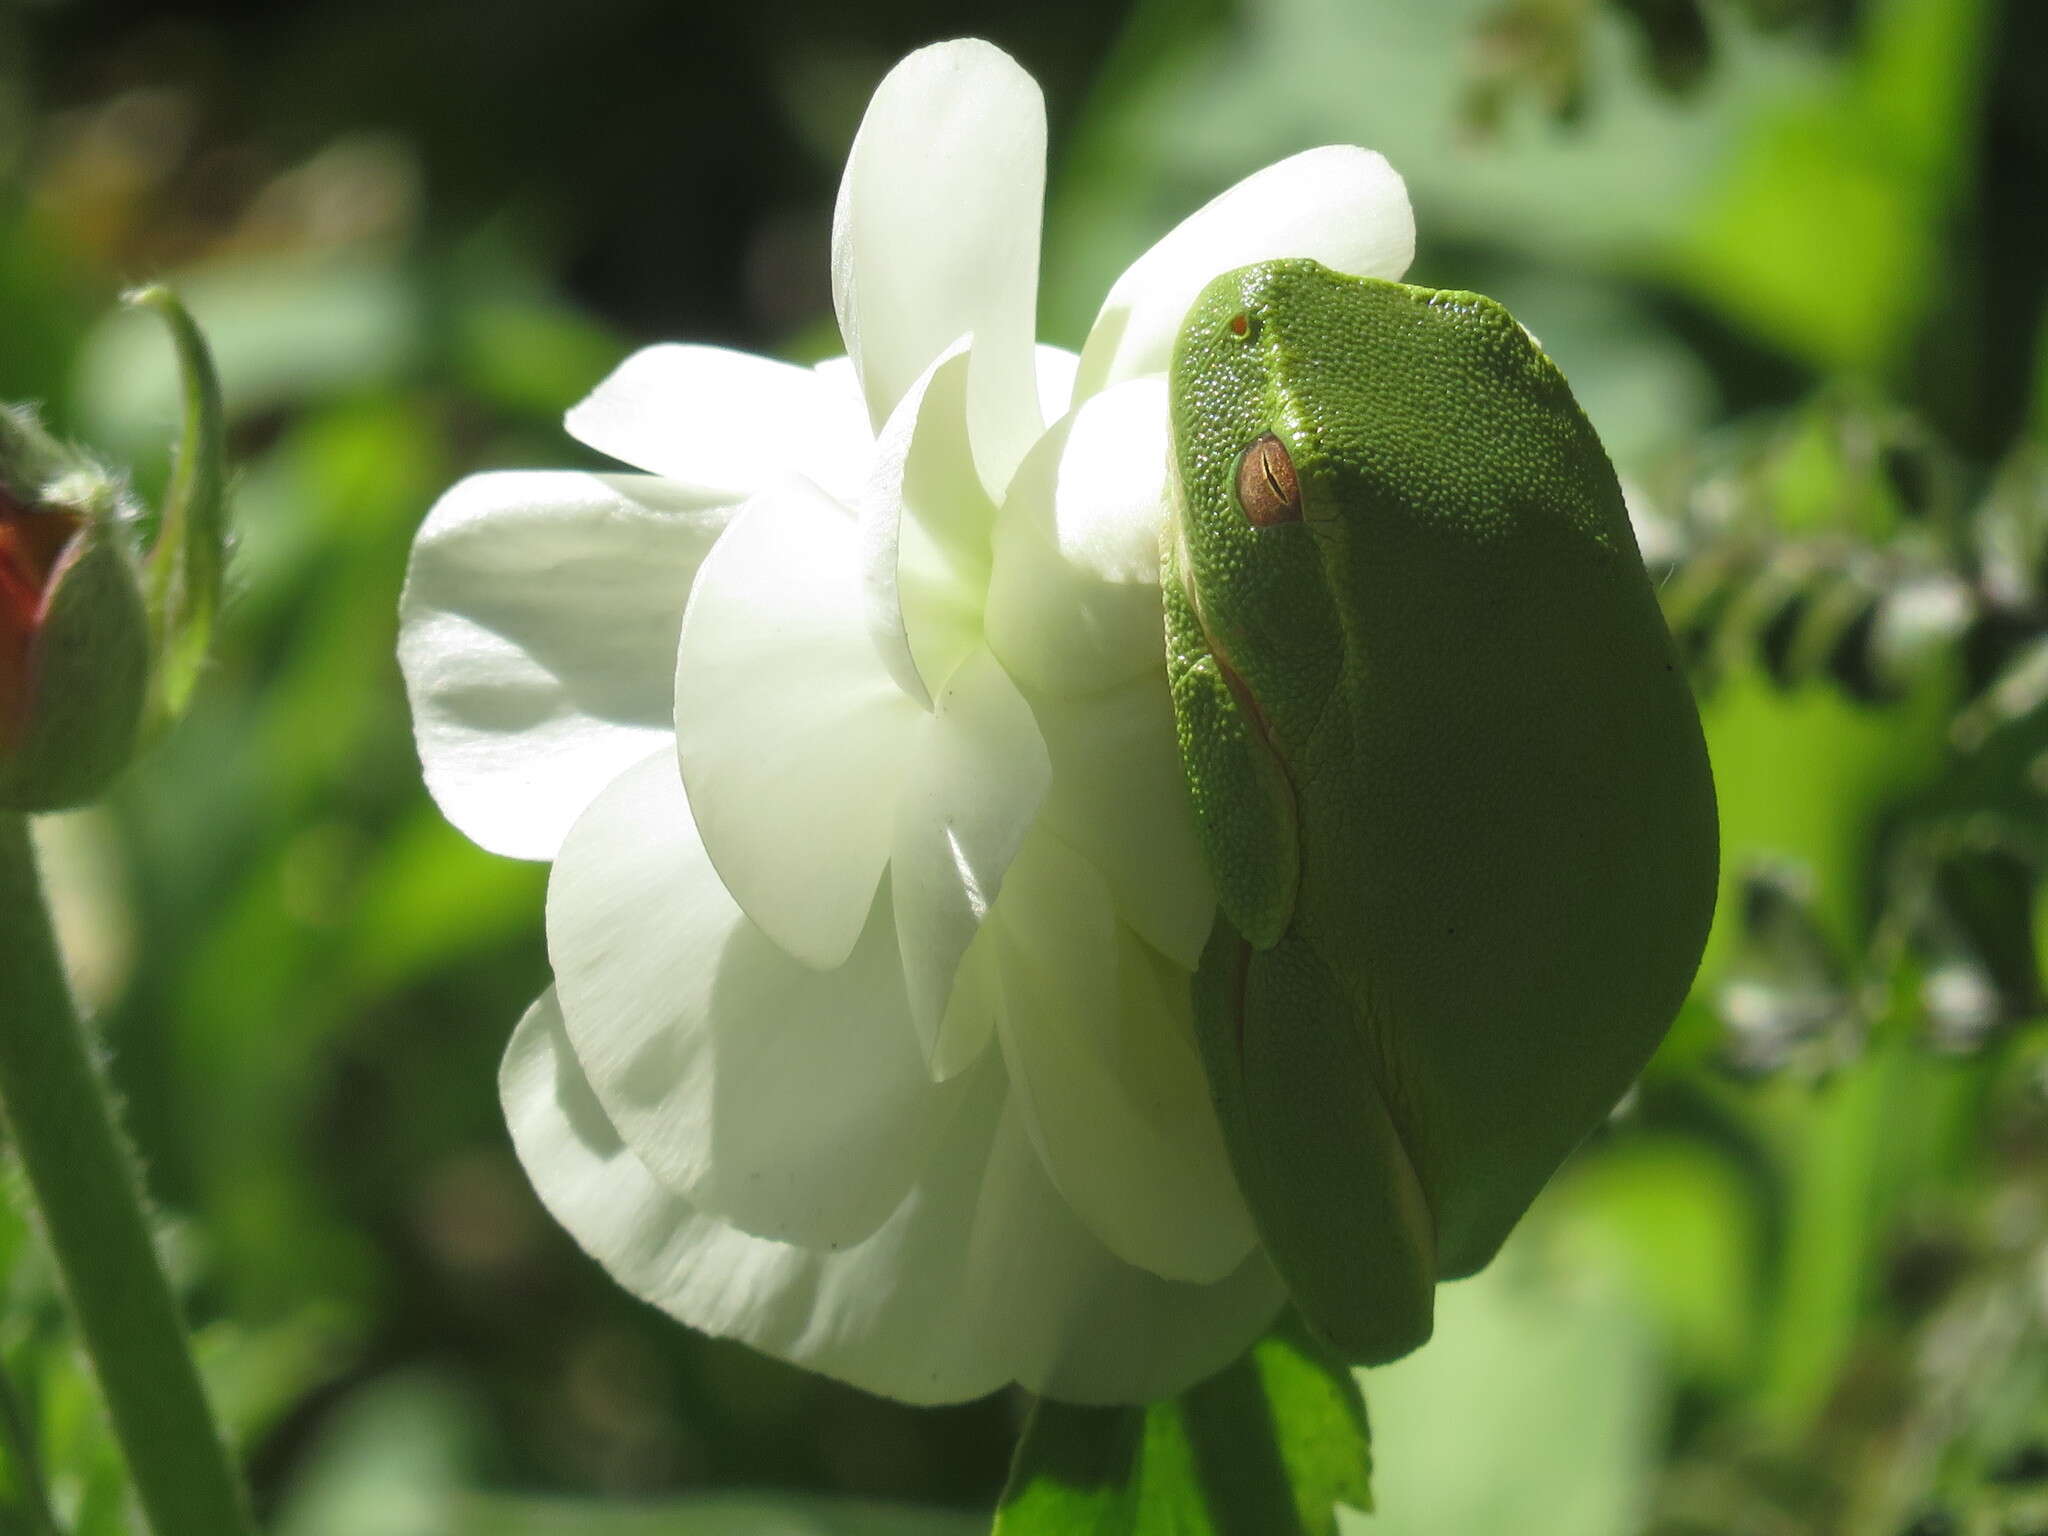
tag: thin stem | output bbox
[0,815,255,1535]
[0,1354,62,1536]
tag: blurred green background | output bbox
[3,0,2047,1531]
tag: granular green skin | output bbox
[1164,260,1718,1365]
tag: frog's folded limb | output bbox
[1192,921,1437,1366]
[1164,624,1299,950]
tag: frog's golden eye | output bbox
[1236,433,1302,527]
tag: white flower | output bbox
[399,38,1414,1405]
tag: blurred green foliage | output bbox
[2,0,2046,1531]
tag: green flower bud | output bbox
[0,411,149,811]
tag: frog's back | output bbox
[1264,263,1717,1275]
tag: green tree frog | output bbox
[1164,259,1718,1365]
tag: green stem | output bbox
[0,1354,62,1536]
[0,815,255,1535]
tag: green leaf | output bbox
[993,1315,1370,1536]
[127,284,229,726]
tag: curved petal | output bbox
[989,829,1259,1284]
[985,377,1174,698]
[547,751,949,1249]
[566,344,874,503]
[833,39,1045,500]
[400,470,727,861]
[860,338,992,707]
[890,647,1049,1067]
[1072,146,1415,401]
[503,991,1284,1405]
[674,476,919,969]
[1030,674,1215,971]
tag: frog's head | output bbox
[1167,258,1354,765]
[1168,258,1623,765]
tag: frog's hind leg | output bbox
[1191,922,1437,1366]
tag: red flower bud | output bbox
[0,465,148,813]
[0,487,88,754]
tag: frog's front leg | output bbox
[1191,918,1437,1365]
[1163,538,1297,949]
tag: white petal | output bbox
[1035,343,1080,424]
[813,354,860,397]
[932,923,1001,1080]
[547,752,949,1249]
[860,338,993,707]
[1030,675,1215,971]
[566,344,873,502]
[1072,146,1415,401]
[890,648,1050,1067]
[989,830,1258,1284]
[833,39,1045,500]
[503,993,1283,1404]
[985,377,1174,698]
[674,476,919,969]
[399,470,727,861]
